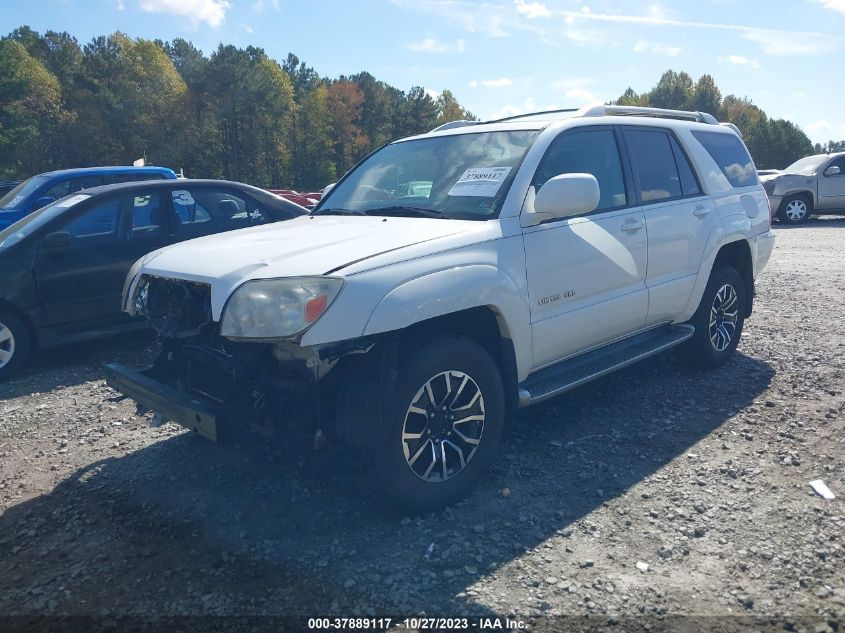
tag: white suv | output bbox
[106,105,775,513]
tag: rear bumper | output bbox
[752,230,776,278]
[104,362,220,441]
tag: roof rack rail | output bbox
[577,104,719,124]
[485,108,581,124]
[430,105,736,134]
[429,119,481,133]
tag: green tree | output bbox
[0,40,69,177]
[690,74,721,117]
[435,89,474,126]
[646,70,693,110]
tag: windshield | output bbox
[0,194,91,249]
[0,175,48,210]
[784,156,827,175]
[316,130,539,220]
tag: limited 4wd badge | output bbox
[537,290,575,305]
[448,167,512,197]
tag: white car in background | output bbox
[761,151,845,224]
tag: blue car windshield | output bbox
[0,175,48,210]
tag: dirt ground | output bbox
[1,218,843,632]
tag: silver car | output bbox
[761,152,845,224]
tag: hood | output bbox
[137,215,483,315]
[758,172,783,183]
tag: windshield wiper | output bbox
[364,206,453,220]
[311,207,367,216]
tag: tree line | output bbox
[0,27,473,189]
[613,70,821,169]
[1,30,833,187]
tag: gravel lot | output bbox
[1,219,843,632]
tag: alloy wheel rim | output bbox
[402,370,485,483]
[709,284,739,352]
[785,199,807,221]
[0,321,15,369]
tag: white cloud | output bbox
[810,0,845,15]
[469,77,513,88]
[718,54,761,68]
[806,119,833,133]
[139,0,230,27]
[424,87,441,100]
[116,0,126,9]
[562,7,838,56]
[489,97,536,120]
[564,28,609,45]
[565,87,597,103]
[241,23,254,34]
[742,28,835,56]
[389,0,509,37]
[407,38,466,53]
[633,40,682,56]
[514,0,550,19]
[252,0,279,11]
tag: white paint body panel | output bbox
[124,114,775,386]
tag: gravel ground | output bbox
[1,218,843,632]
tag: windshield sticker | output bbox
[172,190,195,206]
[447,167,512,197]
[55,194,90,208]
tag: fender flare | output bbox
[363,264,533,380]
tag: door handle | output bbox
[620,220,644,232]
[693,205,711,217]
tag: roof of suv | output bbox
[411,104,742,140]
[37,166,177,178]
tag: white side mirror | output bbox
[824,165,841,177]
[525,173,600,226]
[322,182,336,197]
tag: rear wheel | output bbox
[778,194,812,224]
[680,265,745,369]
[343,336,505,514]
[0,310,32,380]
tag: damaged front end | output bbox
[106,274,376,443]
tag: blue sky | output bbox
[6,0,844,143]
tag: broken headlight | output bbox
[220,277,343,339]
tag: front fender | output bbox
[363,265,533,381]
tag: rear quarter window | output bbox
[692,130,758,188]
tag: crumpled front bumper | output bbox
[104,362,221,441]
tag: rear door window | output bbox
[623,129,682,203]
[692,130,758,187]
[171,188,269,236]
[669,135,702,196]
[129,194,164,239]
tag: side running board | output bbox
[518,324,694,407]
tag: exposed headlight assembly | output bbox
[220,277,343,339]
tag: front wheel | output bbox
[354,336,505,514]
[0,309,32,381]
[679,265,746,369]
[778,194,812,225]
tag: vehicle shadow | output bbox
[773,216,845,230]
[0,349,775,619]
[0,333,157,403]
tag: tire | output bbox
[778,194,812,225]
[0,309,32,380]
[342,336,505,515]
[679,265,746,369]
